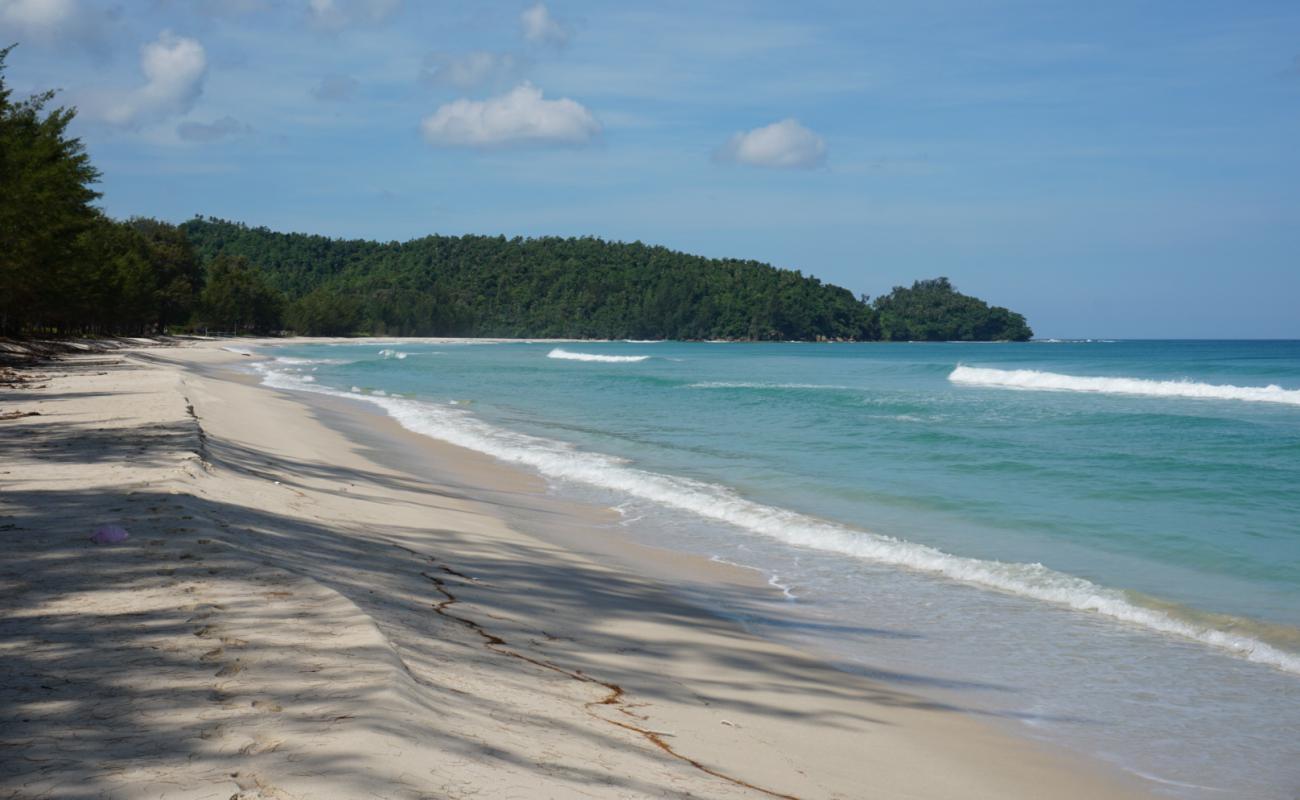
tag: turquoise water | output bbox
[254,340,1300,798]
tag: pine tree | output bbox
[0,45,102,335]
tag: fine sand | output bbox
[0,340,1156,799]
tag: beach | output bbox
[0,339,1158,799]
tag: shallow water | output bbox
[255,339,1300,798]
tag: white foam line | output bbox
[548,347,650,363]
[767,574,797,600]
[1126,769,1229,793]
[708,555,799,600]
[950,365,1300,406]
[252,363,1300,675]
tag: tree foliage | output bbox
[0,45,101,334]
[196,255,284,334]
[182,219,885,341]
[0,47,204,336]
[285,286,361,336]
[873,278,1032,341]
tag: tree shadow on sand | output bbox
[0,404,1098,799]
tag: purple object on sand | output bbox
[90,525,130,544]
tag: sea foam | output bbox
[548,347,650,363]
[950,365,1300,406]
[254,360,1300,675]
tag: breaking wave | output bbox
[548,348,650,363]
[254,360,1300,675]
[950,366,1300,406]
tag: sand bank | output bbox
[0,340,1154,799]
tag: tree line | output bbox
[180,219,1032,341]
[1,48,1032,342]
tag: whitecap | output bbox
[950,366,1300,406]
[547,347,650,363]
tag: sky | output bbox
[2,0,1299,338]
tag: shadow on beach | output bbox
[0,362,1085,799]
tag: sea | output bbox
[249,339,1300,798]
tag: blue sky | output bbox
[3,0,1299,337]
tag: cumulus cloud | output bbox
[177,115,252,142]
[420,51,523,91]
[520,3,567,47]
[313,73,359,101]
[714,118,827,169]
[308,0,400,30]
[102,31,207,127]
[420,82,599,148]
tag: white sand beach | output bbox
[0,340,1155,799]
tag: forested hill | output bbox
[181,218,1032,341]
[181,218,875,340]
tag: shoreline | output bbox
[288,380,787,599]
[1,339,1154,798]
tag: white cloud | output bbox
[177,115,252,142]
[520,3,567,47]
[0,0,113,52]
[420,83,599,148]
[0,0,75,29]
[308,0,400,30]
[714,118,827,169]
[103,31,207,127]
[420,51,523,91]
